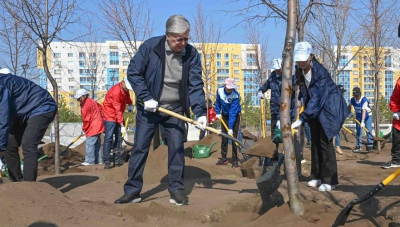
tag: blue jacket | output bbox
[259,71,282,116]
[0,74,57,151]
[214,87,241,129]
[127,35,206,118]
[350,96,372,121]
[296,59,350,140]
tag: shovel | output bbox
[333,167,400,226]
[60,134,82,156]
[219,117,249,162]
[112,117,129,166]
[341,126,372,149]
[352,118,386,148]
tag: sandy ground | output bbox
[1,133,400,227]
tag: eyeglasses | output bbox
[169,35,190,43]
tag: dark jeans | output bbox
[309,118,338,185]
[221,114,240,161]
[103,121,122,164]
[271,114,278,140]
[304,122,311,142]
[391,126,400,162]
[124,105,186,195]
[5,111,56,181]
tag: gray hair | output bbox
[166,15,190,35]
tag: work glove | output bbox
[360,121,365,128]
[128,105,134,113]
[394,112,400,120]
[121,126,126,135]
[291,119,303,130]
[81,131,85,136]
[228,129,233,136]
[216,114,221,119]
[196,116,207,131]
[276,120,281,129]
[257,91,264,99]
[0,158,3,171]
[144,99,158,112]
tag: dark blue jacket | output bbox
[127,35,206,118]
[296,59,350,140]
[0,74,57,150]
[214,87,241,129]
[259,71,282,116]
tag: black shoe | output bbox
[381,160,400,169]
[169,191,188,206]
[115,159,124,166]
[232,160,239,168]
[305,141,311,148]
[114,194,142,204]
[104,163,112,169]
[367,146,374,153]
[353,146,362,153]
[216,158,228,166]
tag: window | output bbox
[353,71,358,75]
[123,61,129,66]
[233,55,239,59]
[68,53,73,57]
[206,70,211,74]
[364,63,367,69]
[217,69,229,75]
[353,78,358,82]
[68,69,73,74]
[353,64,358,68]
[54,69,61,74]
[102,61,106,66]
[123,69,127,74]
[54,61,61,66]
[101,54,107,58]
[109,51,119,65]
[353,56,358,60]
[234,70,240,74]
[205,54,211,59]
[69,86,74,90]
[69,94,74,98]
[68,61,73,66]
[55,78,61,83]
[224,62,229,68]
[122,52,129,58]
[363,55,367,61]
[54,53,61,58]
[217,53,221,59]
[234,62,240,67]
[217,61,221,68]
[79,61,86,67]
[68,78,74,82]
[224,53,229,60]
[58,94,62,99]
[57,87,62,91]
[79,52,86,59]
[89,53,96,59]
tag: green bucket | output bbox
[193,142,217,159]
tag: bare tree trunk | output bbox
[281,0,303,216]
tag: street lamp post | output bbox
[22,64,29,78]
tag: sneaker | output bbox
[381,160,400,169]
[307,179,321,187]
[353,146,362,153]
[169,191,188,206]
[115,159,124,166]
[216,158,228,166]
[114,194,142,204]
[336,147,343,155]
[318,184,335,192]
[301,159,306,164]
[367,146,374,153]
[81,162,94,166]
[232,160,239,168]
[104,163,112,169]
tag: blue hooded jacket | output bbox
[0,74,57,151]
[296,58,349,140]
[259,71,282,116]
[127,35,206,118]
[214,87,241,129]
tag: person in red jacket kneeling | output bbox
[75,89,105,166]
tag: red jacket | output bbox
[389,78,400,131]
[208,107,217,124]
[102,82,133,125]
[81,98,105,137]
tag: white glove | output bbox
[291,119,303,130]
[276,120,281,129]
[394,112,400,120]
[196,116,207,131]
[228,129,233,136]
[216,114,221,119]
[144,99,158,112]
[128,105,133,112]
[257,91,264,99]
[81,131,85,136]
[121,126,126,134]
[360,121,365,128]
[0,158,3,171]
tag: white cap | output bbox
[0,68,11,74]
[74,89,88,99]
[294,42,313,62]
[271,58,282,70]
[123,77,133,90]
[224,78,237,89]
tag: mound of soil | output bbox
[38,143,85,175]
[244,137,276,158]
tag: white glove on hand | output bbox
[128,105,134,112]
[216,114,221,119]
[276,120,281,129]
[394,112,400,120]
[81,131,85,136]
[144,99,158,112]
[228,129,233,136]
[121,126,126,135]
[360,121,365,128]
[257,91,264,99]
[291,119,303,130]
[196,116,207,131]
[0,158,3,171]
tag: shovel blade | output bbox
[256,163,282,203]
[333,204,354,226]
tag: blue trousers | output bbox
[304,122,311,142]
[335,133,341,147]
[103,121,122,164]
[85,133,102,164]
[356,116,373,148]
[124,105,185,195]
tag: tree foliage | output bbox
[58,98,81,123]
[377,96,392,124]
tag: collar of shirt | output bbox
[165,40,186,56]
